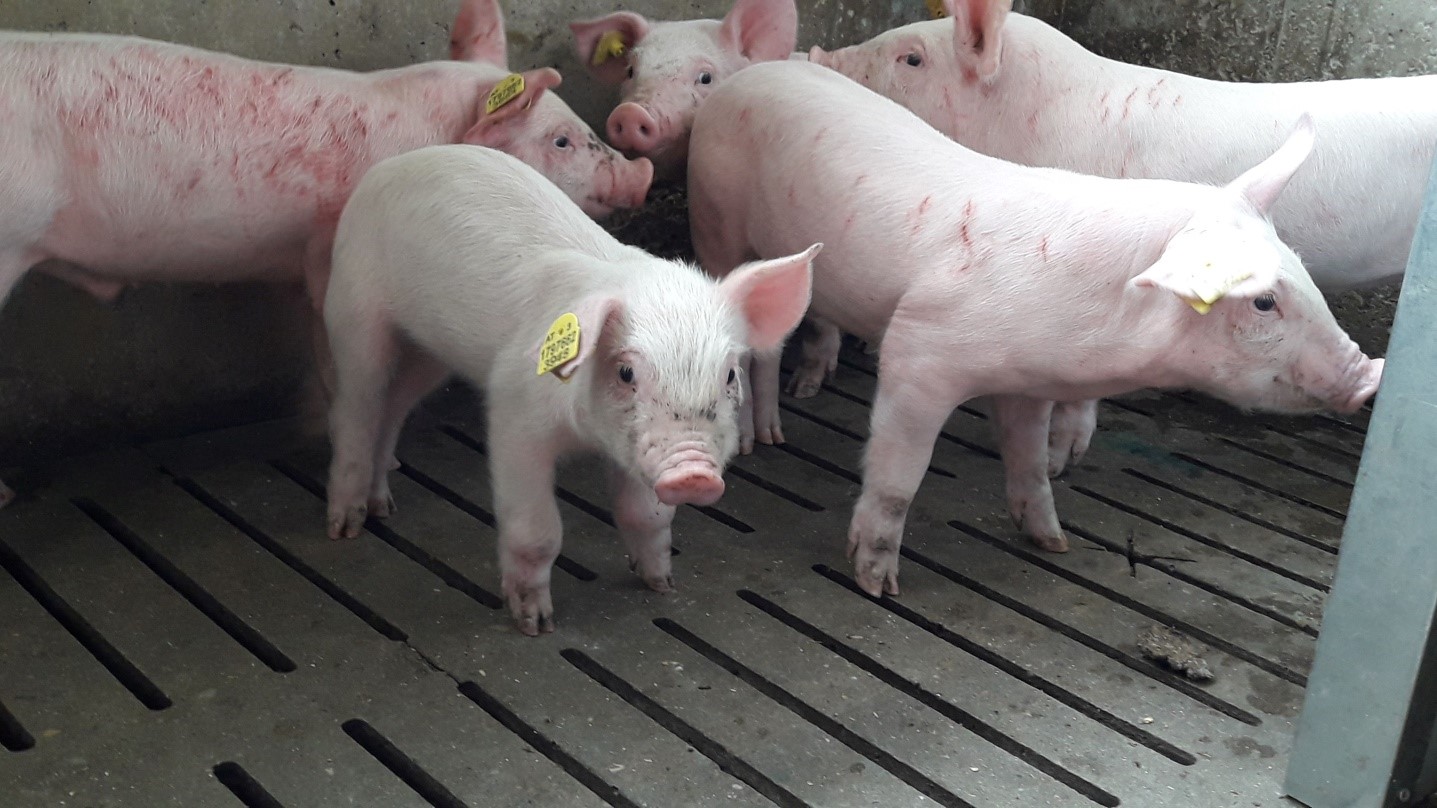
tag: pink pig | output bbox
[810,0,1437,474]
[0,0,653,505]
[325,144,817,633]
[569,0,797,178]
[688,60,1382,596]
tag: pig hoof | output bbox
[644,574,675,594]
[387,456,401,472]
[1029,532,1070,553]
[367,493,396,520]
[327,506,367,540]
[513,610,556,637]
[788,377,822,399]
[850,545,902,597]
[754,423,785,446]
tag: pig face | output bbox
[809,0,1012,134]
[809,20,963,131]
[1132,119,1383,414]
[463,68,654,217]
[571,0,797,176]
[534,246,818,505]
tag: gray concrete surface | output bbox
[0,0,1425,465]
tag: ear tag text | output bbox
[594,31,627,66]
[537,312,581,381]
[485,73,525,115]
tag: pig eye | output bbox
[553,135,571,148]
[904,53,923,67]
[618,365,635,384]
[698,71,713,85]
[1253,294,1277,312]
[726,368,737,384]
[626,65,634,79]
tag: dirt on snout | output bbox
[1137,624,1215,682]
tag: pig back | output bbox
[331,144,630,377]
[1,33,472,284]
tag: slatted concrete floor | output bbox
[0,344,1367,807]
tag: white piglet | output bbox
[688,61,1382,596]
[570,0,797,177]
[810,0,1437,473]
[325,145,817,635]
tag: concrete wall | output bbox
[0,0,926,469]
[0,0,1430,466]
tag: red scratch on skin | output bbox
[958,200,975,248]
[1039,236,1049,261]
[1172,94,1184,108]
[1146,77,1167,109]
[787,183,798,206]
[942,86,953,112]
[739,107,751,124]
[1122,88,1138,121]
[854,173,868,188]
[843,213,857,235]
[813,128,827,146]
[910,195,933,236]
[1027,110,1039,134]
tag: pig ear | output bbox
[450,0,508,66]
[1130,234,1281,313]
[720,0,798,63]
[527,296,626,381]
[720,243,821,351]
[570,12,649,85]
[943,0,1010,81]
[1227,114,1316,216]
[462,68,562,148]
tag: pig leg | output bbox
[488,400,564,635]
[609,465,677,593]
[787,318,841,399]
[991,395,1068,552]
[751,349,786,446]
[848,356,954,596]
[1047,399,1098,478]
[365,349,452,519]
[324,311,400,539]
[737,354,757,454]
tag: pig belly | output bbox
[39,183,316,284]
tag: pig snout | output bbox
[607,102,663,155]
[652,446,726,507]
[1335,356,1383,414]
[617,156,655,208]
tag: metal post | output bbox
[1285,154,1437,807]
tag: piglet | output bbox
[324,144,817,634]
[810,0,1437,473]
[688,60,1381,596]
[570,0,797,178]
[0,0,652,505]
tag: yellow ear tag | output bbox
[1183,262,1254,315]
[537,312,581,381]
[926,0,948,19]
[593,30,627,66]
[485,73,525,115]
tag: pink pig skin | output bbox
[325,145,816,634]
[0,0,652,505]
[811,0,1437,473]
[688,60,1382,596]
[570,0,797,179]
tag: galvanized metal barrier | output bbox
[1285,156,1437,807]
